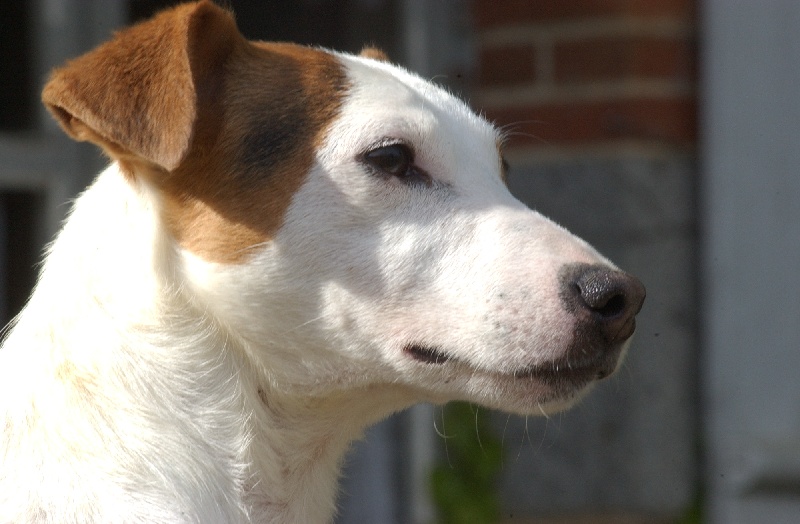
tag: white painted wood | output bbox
[703,1,800,522]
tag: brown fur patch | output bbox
[159,42,348,262]
[41,1,234,170]
[497,141,509,186]
[359,46,390,62]
[41,1,349,263]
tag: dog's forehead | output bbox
[346,56,497,135]
[333,55,502,176]
[165,45,501,265]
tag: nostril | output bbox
[560,263,646,342]
[594,292,626,318]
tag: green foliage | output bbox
[676,487,704,524]
[430,402,504,524]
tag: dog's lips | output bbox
[512,355,618,383]
[403,343,620,386]
[403,344,452,364]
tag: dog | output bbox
[0,2,645,522]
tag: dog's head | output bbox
[42,1,644,415]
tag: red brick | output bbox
[484,97,696,147]
[474,0,695,29]
[478,45,537,87]
[554,36,695,83]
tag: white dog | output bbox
[0,2,645,522]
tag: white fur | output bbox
[2,53,618,523]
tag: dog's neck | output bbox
[5,164,410,522]
[246,385,412,522]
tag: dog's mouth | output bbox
[404,344,452,365]
[403,343,620,388]
[512,354,619,383]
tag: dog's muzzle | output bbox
[490,263,646,394]
[404,263,645,394]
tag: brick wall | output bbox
[473,0,696,154]
[469,2,701,521]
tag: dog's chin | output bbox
[402,341,628,415]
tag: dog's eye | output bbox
[362,143,432,186]
[363,143,413,176]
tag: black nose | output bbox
[560,263,646,343]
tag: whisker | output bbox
[515,415,529,462]
[495,120,554,147]
[499,119,548,131]
[433,407,451,439]
[503,130,552,146]
[537,402,551,420]
[434,406,454,469]
[472,404,485,453]
[500,414,511,470]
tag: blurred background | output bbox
[0,1,797,523]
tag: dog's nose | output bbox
[560,264,646,343]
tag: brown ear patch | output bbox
[157,42,349,263]
[42,1,240,171]
[359,46,390,63]
[42,1,349,265]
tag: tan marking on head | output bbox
[359,46,391,62]
[41,1,349,263]
[159,42,348,262]
[496,140,509,186]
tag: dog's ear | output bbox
[359,46,390,63]
[42,1,241,171]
